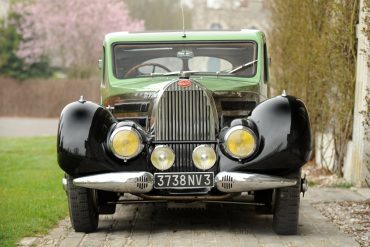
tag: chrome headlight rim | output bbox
[150,145,175,171]
[108,126,144,160]
[223,125,257,160]
[192,144,217,170]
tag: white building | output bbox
[345,0,370,186]
[0,0,9,19]
[191,0,271,32]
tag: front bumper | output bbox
[73,172,153,193]
[214,172,297,192]
[67,171,297,194]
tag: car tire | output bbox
[66,174,99,233]
[273,170,301,235]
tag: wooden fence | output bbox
[0,78,100,118]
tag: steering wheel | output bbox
[124,63,171,78]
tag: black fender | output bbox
[219,95,312,175]
[57,100,148,177]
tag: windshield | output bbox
[113,42,257,79]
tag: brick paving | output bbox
[18,188,370,247]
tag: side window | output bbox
[101,47,106,86]
[263,42,269,83]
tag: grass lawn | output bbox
[0,137,68,247]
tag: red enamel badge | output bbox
[178,79,192,87]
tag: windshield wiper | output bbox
[222,59,258,74]
[150,70,195,77]
[150,70,229,77]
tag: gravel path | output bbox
[17,188,370,247]
[313,199,370,247]
[0,117,58,137]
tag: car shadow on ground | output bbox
[97,199,286,235]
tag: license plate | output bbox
[154,172,214,189]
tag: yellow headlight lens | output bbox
[110,128,142,159]
[192,145,217,170]
[151,145,175,170]
[224,127,256,159]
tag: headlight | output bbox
[150,145,175,170]
[224,126,257,159]
[192,145,217,170]
[109,126,143,160]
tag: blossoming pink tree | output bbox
[15,0,144,77]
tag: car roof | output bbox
[104,29,264,46]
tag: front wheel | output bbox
[273,170,301,235]
[66,174,99,232]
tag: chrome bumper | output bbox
[62,177,67,191]
[73,172,153,193]
[215,172,297,192]
[67,171,296,194]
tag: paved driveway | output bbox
[0,117,58,137]
[20,188,369,247]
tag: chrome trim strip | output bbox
[62,177,67,191]
[215,172,297,192]
[73,172,153,193]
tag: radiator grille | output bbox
[154,80,217,172]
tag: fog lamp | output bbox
[192,145,217,170]
[109,127,143,160]
[224,126,257,159]
[151,145,175,170]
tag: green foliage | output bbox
[308,180,316,187]
[0,13,53,80]
[269,0,358,175]
[331,182,353,189]
[124,0,192,30]
[0,137,68,247]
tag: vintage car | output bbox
[58,30,311,235]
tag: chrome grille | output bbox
[154,80,217,172]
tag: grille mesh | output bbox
[221,175,233,190]
[154,81,217,172]
[136,175,149,189]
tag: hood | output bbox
[109,76,260,94]
[104,78,261,130]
